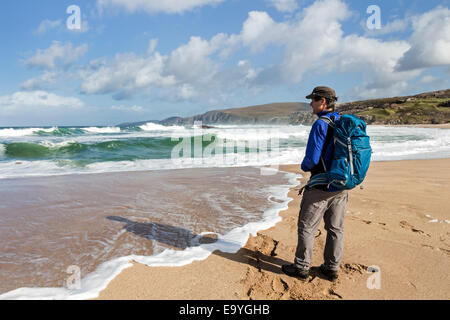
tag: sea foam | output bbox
[0,128,52,137]
[140,123,186,131]
[82,127,122,134]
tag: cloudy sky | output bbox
[1,0,449,126]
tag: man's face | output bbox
[309,96,326,115]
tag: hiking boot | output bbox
[281,264,309,280]
[320,264,339,281]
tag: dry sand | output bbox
[96,159,450,300]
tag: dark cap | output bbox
[306,86,337,101]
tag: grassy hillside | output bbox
[337,90,450,125]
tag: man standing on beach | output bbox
[282,86,348,282]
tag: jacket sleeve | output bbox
[301,119,328,172]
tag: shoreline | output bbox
[0,166,299,300]
[95,158,450,300]
[0,159,448,300]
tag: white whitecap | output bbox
[139,123,185,131]
[82,127,121,134]
[39,140,77,149]
[0,128,52,137]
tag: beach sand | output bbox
[96,159,450,300]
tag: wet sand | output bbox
[96,159,450,300]
[0,167,291,295]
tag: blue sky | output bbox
[0,0,449,126]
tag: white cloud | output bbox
[0,91,84,115]
[352,80,409,100]
[35,19,62,35]
[420,75,439,84]
[147,39,158,55]
[111,105,145,112]
[166,35,226,83]
[267,0,298,13]
[20,42,89,92]
[80,32,241,102]
[281,0,353,82]
[363,17,411,37]
[23,41,88,70]
[70,18,90,34]
[97,0,225,14]
[20,71,60,90]
[77,0,449,104]
[396,7,450,71]
[80,0,408,102]
[321,35,420,94]
[177,84,198,100]
[80,52,176,99]
[240,11,285,53]
[237,60,257,80]
[237,0,354,82]
[237,0,424,98]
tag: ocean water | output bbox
[0,122,449,299]
[1,123,449,179]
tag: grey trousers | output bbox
[294,187,348,271]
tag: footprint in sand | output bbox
[339,263,369,284]
[343,263,368,274]
[400,221,431,237]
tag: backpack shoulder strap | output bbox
[318,116,335,171]
[302,116,336,193]
[319,115,336,127]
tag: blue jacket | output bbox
[301,111,341,192]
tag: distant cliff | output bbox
[118,89,450,127]
[119,102,315,127]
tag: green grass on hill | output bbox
[347,98,450,124]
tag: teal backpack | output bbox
[303,114,372,192]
